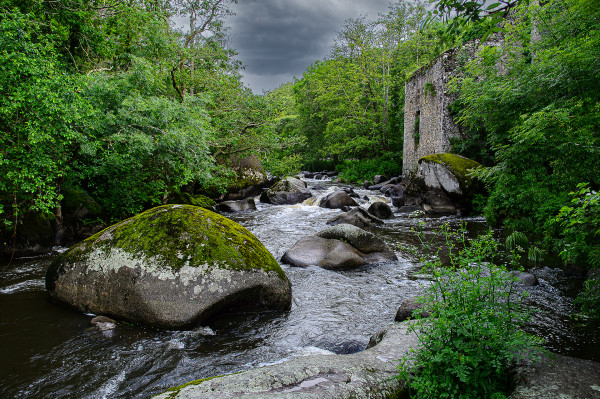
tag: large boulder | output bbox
[368,202,394,220]
[281,224,397,270]
[45,205,292,329]
[405,153,482,215]
[319,191,359,209]
[326,207,384,228]
[260,177,312,205]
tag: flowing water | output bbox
[0,179,597,398]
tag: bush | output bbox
[397,225,542,398]
[336,153,402,183]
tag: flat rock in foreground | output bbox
[153,321,418,399]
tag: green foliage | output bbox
[398,225,542,398]
[574,271,600,320]
[336,153,402,183]
[0,10,86,230]
[448,0,600,250]
[553,183,600,268]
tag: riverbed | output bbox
[0,179,597,398]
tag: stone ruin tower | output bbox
[402,47,470,175]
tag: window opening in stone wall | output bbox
[414,110,421,145]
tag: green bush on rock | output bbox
[397,225,542,398]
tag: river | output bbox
[0,179,597,398]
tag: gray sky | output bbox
[225,0,392,93]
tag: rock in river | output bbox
[326,207,383,228]
[45,205,292,329]
[260,177,312,205]
[281,224,397,270]
[319,190,359,209]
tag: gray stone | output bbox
[316,224,396,258]
[326,207,383,228]
[510,354,600,399]
[319,191,358,209]
[260,177,313,205]
[282,224,396,270]
[280,236,367,270]
[153,321,419,399]
[363,180,372,189]
[218,198,257,213]
[394,297,429,322]
[46,205,291,329]
[367,202,394,220]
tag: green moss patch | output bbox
[419,153,481,187]
[61,205,285,279]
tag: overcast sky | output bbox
[225,0,392,93]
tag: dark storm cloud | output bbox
[226,0,391,92]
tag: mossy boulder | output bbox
[259,177,312,205]
[45,205,291,329]
[405,153,483,215]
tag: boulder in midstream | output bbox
[45,205,291,329]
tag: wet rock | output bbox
[311,185,327,191]
[405,153,483,215]
[302,172,315,179]
[281,224,397,270]
[391,196,405,208]
[327,207,384,228]
[217,198,257,213]
[340,206,353,212]
[380,184,396,195]
[46,205,291,329]
[319,191,359,209]
[280,236,368,269]
[363,180,372,189]
[154,321,418,399]
[510,353,600,399]
[314,174,325,180]
[368,202,394,220]
[91,315,118,331]
[512,271,538,286]
[394,297,429,322]
[260,177,312,205]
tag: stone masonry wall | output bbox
[403,47,473,175]
[402,35,507,175]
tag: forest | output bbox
[1,0,599,397]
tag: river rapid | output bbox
[0,179,597,398]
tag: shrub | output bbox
[397,225,542,398]
[336,153,402,183]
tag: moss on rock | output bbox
[419,153,481,188]
[56,205,284,279]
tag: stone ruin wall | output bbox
[402,36,505,175]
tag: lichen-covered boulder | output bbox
[45,205,291,329]
[319,190,359,209]
[281,224,397,270]
[368,202,394,220]
[259,177,312,205]
[405,153,482,215]
[326,207,383,228]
